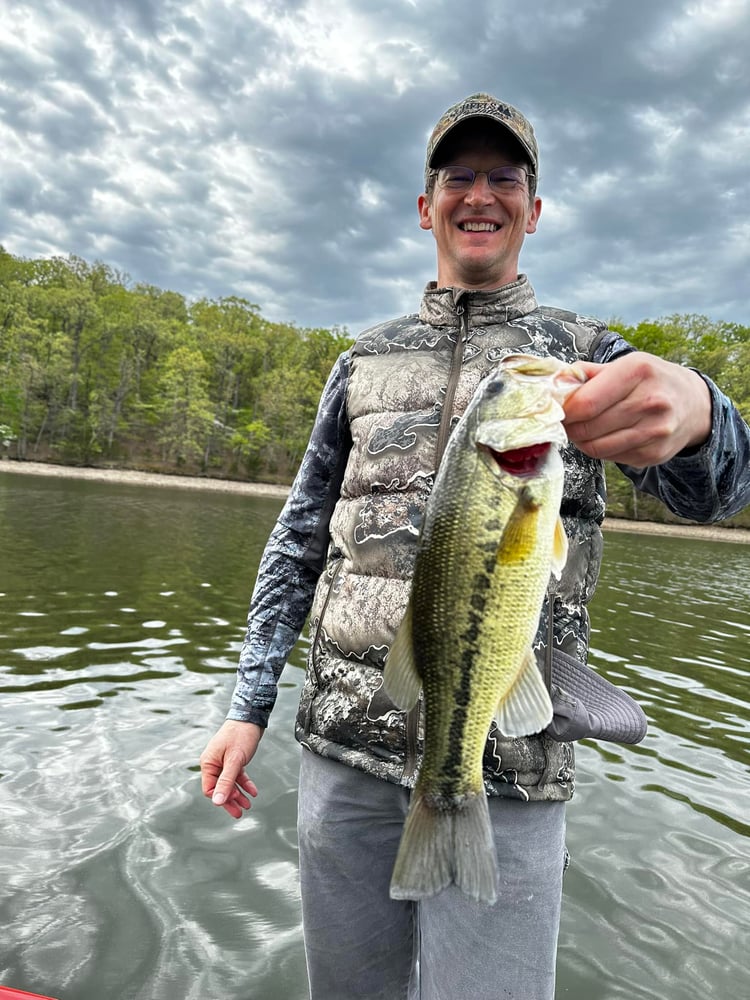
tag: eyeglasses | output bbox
[432,164,534,192]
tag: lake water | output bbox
[0,470,748,1000]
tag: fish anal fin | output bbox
[494,647,553,737]
[383,603,422,711]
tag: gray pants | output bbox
[297,749,566,1000]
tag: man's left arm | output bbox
[564,334,750,523]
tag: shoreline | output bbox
[2,459,749,544]
[0,459,290,498]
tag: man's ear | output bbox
[526,196,542,235]
[418,193,433,231]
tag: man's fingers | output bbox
[563,361,628,426]
[209,749,252,804]
[236,772,259,797]
[562,352,712,465]
[212,768,258,806]
[199,720,264,817]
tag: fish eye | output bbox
[482,376,504,395]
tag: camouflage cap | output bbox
[425,93,539,187]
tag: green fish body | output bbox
[383,354,585,904]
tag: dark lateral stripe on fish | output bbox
[436,610,485,785]
[440,570,495,786]
[444,705,469,785]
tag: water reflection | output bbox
[0,471,748,999]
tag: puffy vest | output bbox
[296,278,608,802]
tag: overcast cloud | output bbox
[2,0,749,333]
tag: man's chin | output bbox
[450,253,516,288]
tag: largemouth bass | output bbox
[383,353,586,904]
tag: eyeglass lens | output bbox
[437,165,529,190]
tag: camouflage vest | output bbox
[296,277,607,802]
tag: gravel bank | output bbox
[2,460,748,544]
[0,459,290,498]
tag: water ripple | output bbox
[1,476,748,1000]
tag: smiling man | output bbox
[419,113,541,290]
[199,94,750,999]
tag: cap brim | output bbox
[545,649,647,745]
[428,114,536,171]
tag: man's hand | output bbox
[199,720,263,819]
[564,352,712,466]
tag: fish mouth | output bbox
[483,442,552,478]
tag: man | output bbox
[200,94,750,999]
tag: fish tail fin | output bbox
[453,793,498,904]
[390,791,498,904]
[495,647,554,737]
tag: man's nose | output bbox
[464,172,495,204]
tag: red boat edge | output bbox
[0,988,59,1000]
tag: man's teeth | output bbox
[460,222,499,232]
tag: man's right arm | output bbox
[199,351,352,817]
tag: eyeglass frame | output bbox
[427,164,536,196]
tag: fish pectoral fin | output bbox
[383,603,422,711]
[550,515,568,579]
[494,647,554,738]
[497,500,538,565]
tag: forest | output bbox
[1,246,749,527]
[0,247,352,484]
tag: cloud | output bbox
[1,0,749,334]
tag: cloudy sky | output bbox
[2,0,749,334]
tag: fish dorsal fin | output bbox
[550,515,568,579]
[383,603,422,711]
[494,647,553,737]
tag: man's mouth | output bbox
[459,221,500,232]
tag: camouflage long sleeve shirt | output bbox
[227,327,750,727]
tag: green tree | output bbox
[256,366,327,475]
[155,346,214,466]
[229,414,272,477]
[189,296,266,467]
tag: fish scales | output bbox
[384,353,585,903]
[414,439,550,800]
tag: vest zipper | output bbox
[403,300,470,782]
[434,300,470,466]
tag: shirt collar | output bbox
[419,274,537,327]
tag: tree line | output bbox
[0,247,352,483]
[1,246,748,526]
